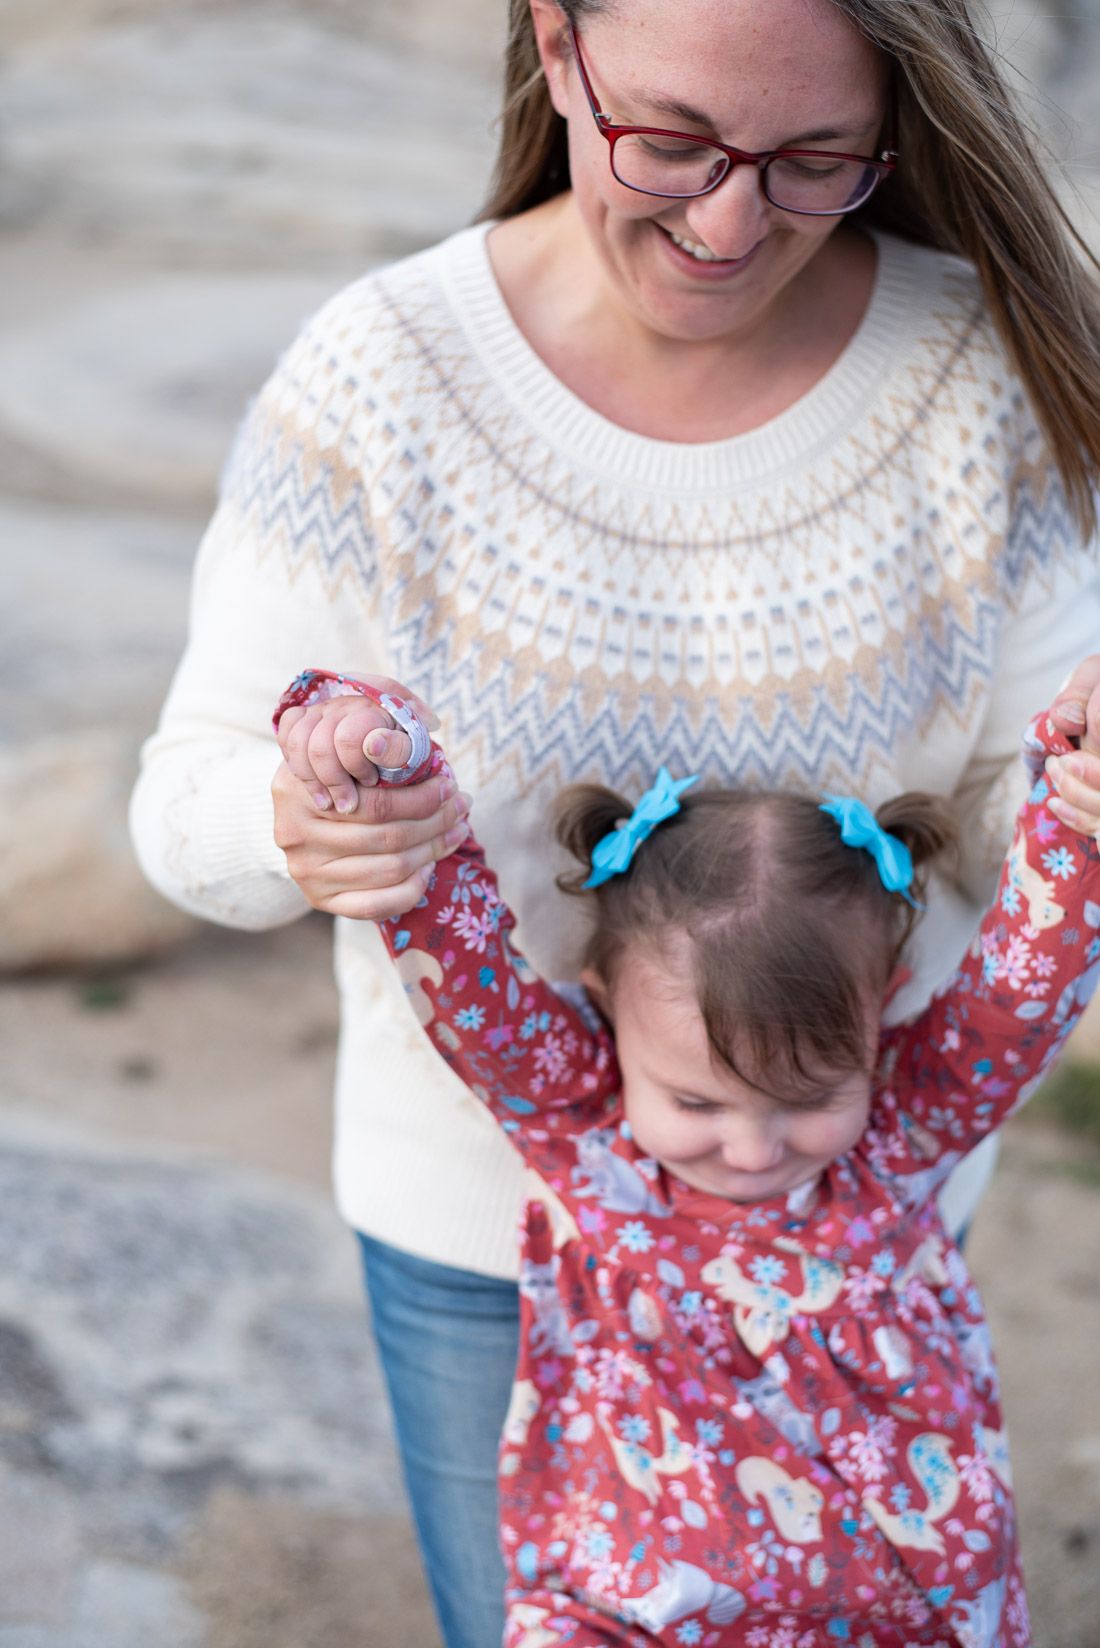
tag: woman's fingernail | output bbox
[439,777,457,802]
[457,791,473,817]
[1061,700,1087,726]
[365,731,389,759]
[335,796,357,815]
[444,820,470,850]
[1047,796,1073,825]
[313,791,332,810]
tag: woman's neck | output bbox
[487,194,877,444]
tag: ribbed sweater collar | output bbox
[434,220,934,497]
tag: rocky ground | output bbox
[2,1,1100,1644]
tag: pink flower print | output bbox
[999,934,1033,989]
[533,1032,572,1083]
[535,1357,564,1389]
[958,1449,996,1505]
[578,1205,606,1235]
[451,905,497,952]
[1034,810,1061,845]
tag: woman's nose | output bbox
[682,164,770,261]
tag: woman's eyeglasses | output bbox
[569,23,897,217]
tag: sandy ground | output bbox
[3,1,1100,1644]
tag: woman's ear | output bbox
[529,0,574,119]
[580,965,613,1021]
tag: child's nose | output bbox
[719,1121,783,1174]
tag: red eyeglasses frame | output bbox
[568,21,898,215]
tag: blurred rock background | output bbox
[1,2,1099,1644]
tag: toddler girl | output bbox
[276,669,1100,1648]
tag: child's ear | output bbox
[580,966,613,1021]
[882,965,912,1008]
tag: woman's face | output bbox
[531,0,888,346]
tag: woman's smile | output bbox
[655,221,765,278]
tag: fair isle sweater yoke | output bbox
[131,222,1100,1277]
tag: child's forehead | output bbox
[612,940,873,1102]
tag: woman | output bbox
[131,2,1100,1645]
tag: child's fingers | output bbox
[1046,751,1100,838]
[281,706,336,808]
[330,709,404,787]
[289,702,396,810]
[362,727,414,771]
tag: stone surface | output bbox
[0,277,341,512]
[1,499,197,741]
[0,730,196,970]
[0,5,502,265]
[0,1102,427,1644]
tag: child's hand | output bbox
[1046,655,1100,836]
[277,679,433,814]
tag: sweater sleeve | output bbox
[948,554,1100,912]
[864,710,1100,1206]
[129,286,392,931]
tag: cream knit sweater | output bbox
[131,222,1099,1276]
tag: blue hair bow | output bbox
[819,794,921,907]
[583,766,700,889]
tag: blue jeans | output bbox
[358,1233,520,1648]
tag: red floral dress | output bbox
[278,675,1099,1648]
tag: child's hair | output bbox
[556,783,957,1087]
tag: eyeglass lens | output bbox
[611,135,880,213]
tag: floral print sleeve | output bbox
[866,709,1100,1204]
[379,820,620,1141]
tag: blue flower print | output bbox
[617,1220,656,1254]
[583,1527,614,1562]
[679,1290,703,1317]
[619,1414,651,1445]
[870,1250,896,1278]
[695,1418,724,1446]
[454,1004,486,1032]
[1000,883,1021,916]
[1043,845,1077,881]
[675,1622,703,1645]
[749,1253,787,1286]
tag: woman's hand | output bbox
[1046,652,1100,836]
[272,760,471,921]
[277,674,430,814]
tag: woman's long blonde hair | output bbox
[481,0,1100,537]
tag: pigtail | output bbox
[875,792,959,941]
[554,783,633,895]
[875,792,958,871]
